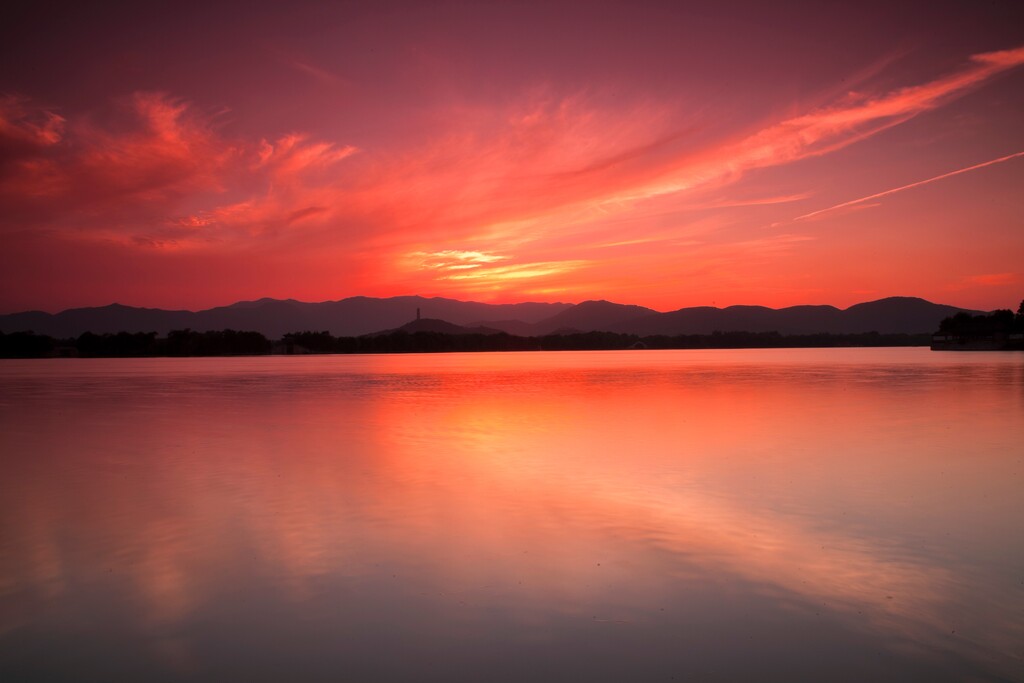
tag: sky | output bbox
[1,1,1022,313]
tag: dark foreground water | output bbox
[1,349,1022,682]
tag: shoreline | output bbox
[2,329,937,359]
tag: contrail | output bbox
[791,150,1024,222]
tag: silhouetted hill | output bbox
[0,295,982,339]
[0,304,197,339]
[0,296,571,338]
[532,300,658,335]
[368,318,503,336]
[466,319,539,336]
[840,297,972,334]
[611,297,980,335]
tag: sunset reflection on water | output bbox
[1,349,1022,681]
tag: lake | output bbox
[1,348,1022,682]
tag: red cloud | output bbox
[0,93,362,249]
[6,45,1022,253]
[0,95,65,150]
[0,93,238,232]
[1,45,1022,307]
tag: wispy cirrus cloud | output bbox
[2,45,1023,300]
[385,45,1024,286]
[9,46,1024,245]
[282,56,350,88]
[786,150,1024,224]
[438,260,587,282]
[616,46,1024,205]
[417,250,510,271]
[256,134,358,183]
[412,249,586,287]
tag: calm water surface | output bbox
[1,348,1022,682]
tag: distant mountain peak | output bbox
[367,318,503,336]
[577,299,627,308]
[0,294,986,339]
[532,299,658,334]
[613,297,982,336]
[846,295,932,308]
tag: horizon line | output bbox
[0,293,998,318]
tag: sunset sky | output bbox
[2,1,1022,313]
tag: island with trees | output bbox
[931,300,1024,350]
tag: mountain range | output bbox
[0,296,981,338]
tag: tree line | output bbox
[937,300,1024,336]
[0,329,271,358]
[283,329,930,353]
[1,327,931,358]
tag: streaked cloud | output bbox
[2,41,1023,310]
[962,273,1020,287]
[440,260,588,282]
[412,249,586,286]
[614,46,1024,205]
[280,54,350,88]
[787,150,1024,224]
[416,250,510,271]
